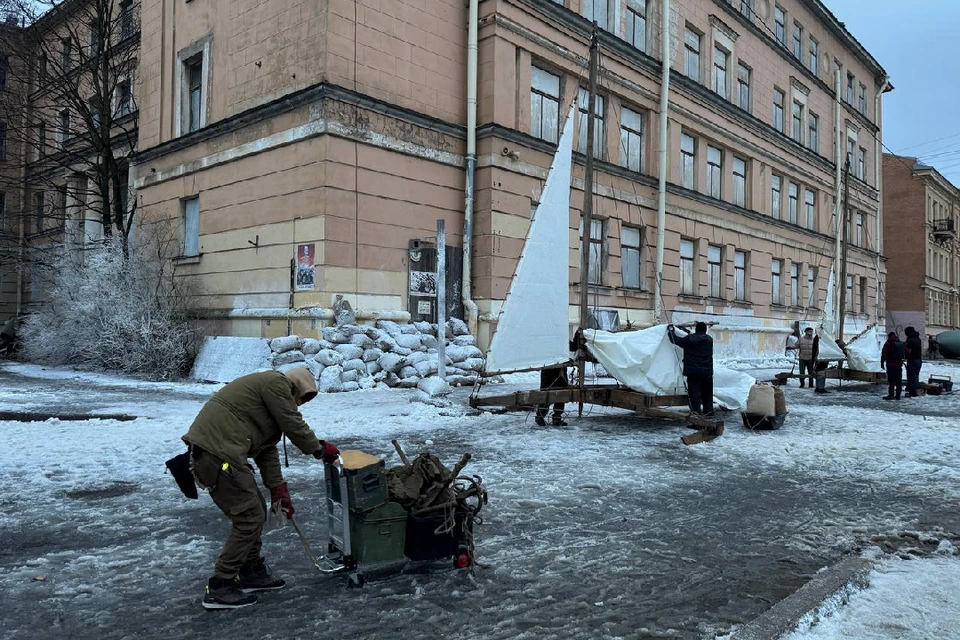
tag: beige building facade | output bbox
[882,154,959,337]
[129,0,890,356]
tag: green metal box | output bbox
[325,458,388,512]
[349,501,408,564]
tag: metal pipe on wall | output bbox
[461,0,479,336]
[654,0,671,325]
[873,75,890,324]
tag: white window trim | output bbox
[175,36,213,138]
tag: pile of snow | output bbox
[268,317,482,393]
[190,336,272,383]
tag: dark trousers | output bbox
[906,360,922,396]
[536,367,568,421]
[798,359,815,387]
[886,365,903,399]
[687,374,714,416]
[192,448,266,579]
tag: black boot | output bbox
[552,414,568,427]
[238,557,286,593]
[799,381,805,388]
[203,576,258,610]
[534,415,547,427]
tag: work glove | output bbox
[270,482,294,518]
[312,440,340,463]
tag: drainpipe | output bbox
[461,0,479,336]
[873,75,890,325]
[832,66,843,329]
[653,0,671,325]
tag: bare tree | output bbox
[0,0,139,254]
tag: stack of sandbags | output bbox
[267,316,483,394]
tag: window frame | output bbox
[684,27,701,82]
[176,37,212,138]
[733,156,747,207]
[619,105,644,173]
[620,224,643,289]
[182,195,201,258]
[808,112,819,153]
[707,244,723,299]
[530,65,562,144]
[625,0,647,52]
[771,175,782,220]
[788,182,798,225]
[577,87,605,158]
[734,250,748,301]
[712,45,728,98]
[792,21,803,60]
[706,145,723,199]
[771,259,783,305]
[680,238,696,296]
[790,263,800,307]
[773,88,785,132]
[858,83,867,115]
[583,0,612,31]
[774,6,786,46]
[791,100,804,144]
[580,216,606,286]
[680,133,696,189]
[804,188,816,230]
[737,62,751,112]
[809,38,819,76]
[807,266,817,307]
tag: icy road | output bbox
[1,361,960,639]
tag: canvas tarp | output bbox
[816,328,846,362]
[845,326,884,372]
[584,325,755,410]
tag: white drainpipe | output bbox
[654,0,671,325]
[833,67,844,328]
[462,0,480,336]
[873,75,890,323]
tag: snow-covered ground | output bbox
[2,360,960,639]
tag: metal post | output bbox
[577,26,600,416]
[437,219,447,381]
[654,0,671,325]
[838,159,851,341]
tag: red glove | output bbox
[313,440,340,463]
[269,482,294,518]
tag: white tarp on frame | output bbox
[584,325,755,410]
[846,326,884,372]
[485,105,576,375]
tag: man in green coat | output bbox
[183,368,340,610]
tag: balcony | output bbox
[932,218,955,240]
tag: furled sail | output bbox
[817,267,845,361]
[484,105,575,375]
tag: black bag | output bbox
[887,341,905,361]
[165,449,199,499]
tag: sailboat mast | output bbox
[838,158,851,340]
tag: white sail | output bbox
[484,105,575,375]
[845,326,884,372]
[815,266,845,361]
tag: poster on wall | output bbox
[295,243,316,291]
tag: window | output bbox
[583,0,610,30]
[680,133,696,189]
[35,192,45,233]
[626,0,646,52]
[859,278,866,314]
[580,217,605,285]
[856,211,864,247]
[773,89,784,132]
[708,245,723,298]
[790,263,800,306]
[183,196,200,257]
[57,184,67,229]
[621,225,642,289]
[0,193,5,226]
[619,106,644,172]
[846,135,857,168]
[734,250,747,301]
[788,182,798,224]
[740,0,753,19]
[89,98,102,132]
[61,38,72,72]
[37,122,45,158]
[680,239,695,295]
[684,28,701,82]
[846,72,855,104]
[858,83,867,115]
[186,54,204,133]
[58,109,70,148]
[0,121,5,161]
[807,266,817,307]
[845,274,853,311]
[120,0,135,39]
[771,175,781,220]
[737,63,751,111]
[707,145,722,199]
[774,6,786,46]
[809,39,819,76]
[577,87,604,158]
[771,259,782,305]
[713,46,728,98]
[792,101,803,143]
[531,66,561,144]
[733,157,746,207]
[116,79,133,116]
[793,22,803,60]
[37,55,47,87]
[89,22,101,57]
[808,113,819,153]
[0,56,7,92]
[804,189,815,229]
[858,147,866,180]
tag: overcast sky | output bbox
[826,0,960,185]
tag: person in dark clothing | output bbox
[928,335,939,359]
[903,326,923,397]
[535,366,569,426]
[668,322,714,417]
[880,331,904,400]
[0,315,19,355]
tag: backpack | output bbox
[887,341,905,361]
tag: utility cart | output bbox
[315,452,485,587]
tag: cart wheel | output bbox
[454,550,472,569]
[347,572,365,589]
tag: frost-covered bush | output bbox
[20,237,198,380]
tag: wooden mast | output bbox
[577,26,600,415]
[838,157,851,341]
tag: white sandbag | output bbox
[421,334,439,350]
[414,321,434,335]
[413,359,438,378]
[350,333,375,349]
[453,335,477,347]
[376,320,403,337]
[301,339,322,355]
[365,361,381,376]
[418,377,451,397]
[318,365,344,393]
[276,363,310,375]
[315,349,343,367]
[342,369,359,384]
[334,344,363,361]
[448,318,470,336]
[378,352,405,374]
[342,358,366,373]
[461,357,485,372]
[399,365,418,379]
[745,384,776,417]
[273,350,306,367]
[270,335,301,354]
[395,333,422,350]
[341,381,360,392]
[446,345,483,363]
[362,348,383,363]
